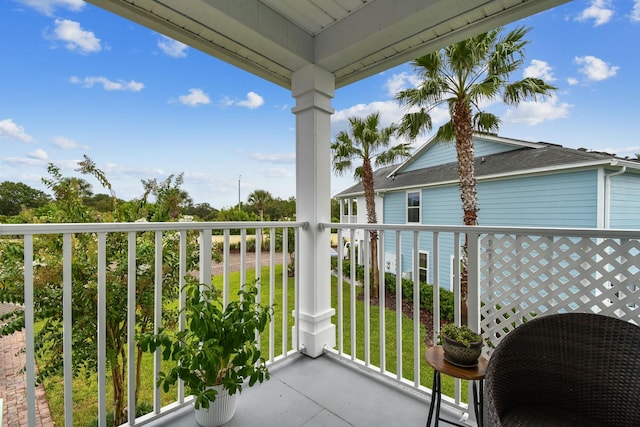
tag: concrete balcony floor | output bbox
[148,352,467,427]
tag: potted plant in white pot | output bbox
[139,277,273,426]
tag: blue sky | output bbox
[1,0,639,210]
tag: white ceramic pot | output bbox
[194,385,239,427]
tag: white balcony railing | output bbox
[0,221,304,427]
[327,223,640,421]
[2,221,639,426]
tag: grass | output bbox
[40,264,465,426]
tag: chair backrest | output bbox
[484,312,640,426]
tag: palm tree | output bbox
[396,26,556,323]
[332,112,411,295]
[247,189,273,221]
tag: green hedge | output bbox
[334,260,454,322]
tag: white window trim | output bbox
[406,190,421,224]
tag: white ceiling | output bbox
[85,0,569,89]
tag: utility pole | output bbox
[238,175,241,211]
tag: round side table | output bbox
[425,346,488,427]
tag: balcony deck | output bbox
[146,352,464,427]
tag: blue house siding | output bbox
[609,174,640,228]
[382,186,460,289]
[477,170,600,228]
[382,170,600,290]
[403,138,521,172]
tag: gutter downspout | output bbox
[603,163,626,229]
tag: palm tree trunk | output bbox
[362,159,380,295]
[453,100,477,325]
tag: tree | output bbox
[0,181,51,216]
[247,190,273,221]
[141,173,193,221]
[331,112,412,295]
[0,161,199,426]
[396,26,556,322]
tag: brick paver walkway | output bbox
[0,304,55,426]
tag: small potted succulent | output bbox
[438,323,486,367]
[139,277,273,426]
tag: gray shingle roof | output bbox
[334,144,627,198]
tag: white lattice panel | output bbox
[479,234,640,347]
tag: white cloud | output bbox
[0,118,33,143]
[158,36,188,58]
[224,92,265,109]
[258,167,293,178]
[52,19,101,54]
[3,157,46,167]
[52,136,80,149]
[102,162,165,177]
[17,0,84,16]
[631,0,640,22]
[575,0,614,26]
[69,76,144,92]
[574,55,619,81]
[523,59,556,82]
[177,89,211,106]
[384,72,422,97]
[567,77,579,86]
[249,153,296,163]
[28,148,48,160]
[504,95,571,125]
[332,100,450,136]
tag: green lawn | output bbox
[41,265,464,426]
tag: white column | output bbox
[291,64,336,358]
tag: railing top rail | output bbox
[325,222,640,239]
[0,221,308,236]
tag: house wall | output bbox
[478,169,599,228]
[383,169,602,290]
[609,173,640,228]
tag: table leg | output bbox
[426,371,441,427]
[472,380,483,427]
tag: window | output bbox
[419,251,429,283]
[407,191,420,223]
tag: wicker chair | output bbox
[483,312,640,426]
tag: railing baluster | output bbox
[413,230,420,387]
[127,231,137,425]
[269,227,276,362]
[363,229,370,366]
[199,229,212,286]
[337,228,344,355]
[378,228,386,373]
[294,228,301,352]
[24,235,35,427]
[349,228,356,360]
[282,227,288,355]
[178,230,187,404]
[63,233,73,426]
[240,228,246,289]
[395,230,402,381]
[223,229,230,307]
[153,231,163,414]
[432,232,440,346]
[97,233,107,427]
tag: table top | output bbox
[425,346,488,381]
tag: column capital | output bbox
[291,65,335,115]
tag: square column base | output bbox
[293,308,336,358]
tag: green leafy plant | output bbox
[139,278,273,410]
[438,324,486,348]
